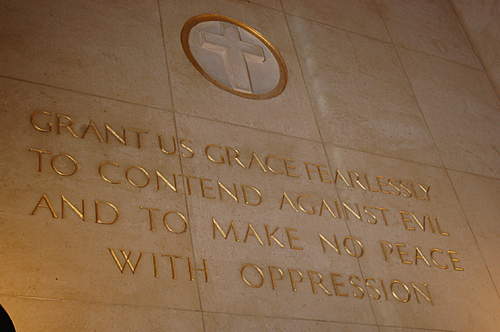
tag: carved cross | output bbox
[200,22,265,93]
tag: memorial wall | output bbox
[0,0,499,331]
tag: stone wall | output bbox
[0,0,499,331]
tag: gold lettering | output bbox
[365,278,382,300]
[417,184,431,201]
[415,246,431,267]
[266,155,284,175]
[400,210,416,231]
[187,257,209,282]
[394,243,413,265]
[98,161,121,184]
[80,120,105,142]
[61,194,85,221]
[297,194,315,215]
[379,240,393,262]
[225,146,246,168]
[268,266,284,290]
[125,166,150,188]
[430,248,448,270]
[448,250,464,271]
[412,282,433,304]
[288,268,303,292]
[56,113,79,137]
[342,201,362,221]
[205,144,225,164]
[243,223,264,246]
[199,177,215,199]
[241,263,264,288]
[241,184,262,206]
[284,159,300,178]
[246,152,267,173]
[158,135,176,155]
[319,199,340,218]
[330,273,348,297]
[30,193,58,218]
[264,224,285,248]
[155,170,178,192]
[217,181,239,203]
[140,206,158,231]
[105,123,127,145]
[152,253,159,278]
[30,110,53,132]
[349,275,365,299]
[50,153,79,176]
[285,227,303,250]
[391,280,411,303]
[319,233,340,254]
[212,217,239,242]
[304,162,332,183]
[179,139,194,158]
[95,200,119,224]
[343,236,364,258]
[127,127,148,149]
[308,270,332,295]
[279,192,299,212]
[29,147,51,172]
[364,206,389,225]
[435,218,450,236]
[163,210,188,234]
[348,171,367,190]
[162,254,181,280]
[333,169,352,187]
[376,176,397,195]
[108,248,142,273]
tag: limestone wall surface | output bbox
[0,1,499,331]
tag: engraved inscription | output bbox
[11,108,469,314]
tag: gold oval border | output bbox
[181,14,288,100]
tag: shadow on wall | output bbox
[0,305,16,332]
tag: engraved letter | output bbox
[95,200,119,224]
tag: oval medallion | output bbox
[181,14,288,99]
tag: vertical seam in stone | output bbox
[156,0,176,111]
[279,1,381,329]
[278,0,285,11]
[375,0,500,302]
[373,0,446,170]
[449,0,500,99]
[445,170,500,299]
[156,0,208,330]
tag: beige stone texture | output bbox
[453,0,500,95]
[204,312,378,331]
[288,16,440,166]
[377,0,481,68]
[0,78,199,310]
[160,0,320,141]
[324,145,500,332]
[379,328,439,332]
[0,0,170,108]
[449,170,500,292]
[1,1,499,331]
[399,49,500,178]
[175,113,377,323]
[241,0,282,11]
[0,296,203,332]
[282,0,390,42]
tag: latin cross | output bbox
[200,22,265,93]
